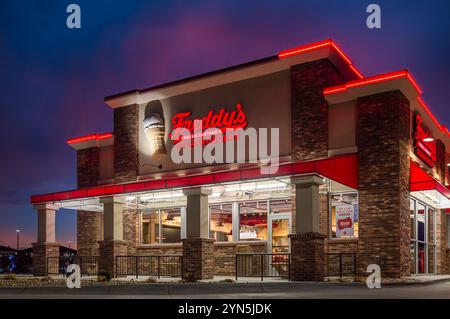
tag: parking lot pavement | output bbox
[1,280,450,299]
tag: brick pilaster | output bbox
[291,59,345,161]
[182,238,215,281]
[289,232,325,281]
[32,242,59,276]
[357,90,411,278]
[114,104,139,183]
[98,240,128,277]
[77,147,99,188]
[123,210,139,254]
[77,211,102,256]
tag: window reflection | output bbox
[239,201,268,241]
[141,208,182,244]
[210,204,233,242]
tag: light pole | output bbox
[16,229,20,251]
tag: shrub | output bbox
[146,277,157,283]
[97,270,112,282]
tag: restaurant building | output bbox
[30,39,450,281]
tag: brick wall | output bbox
[214,242,266,276]
[137,244,183,255]
[326,239,358,254]
[77,147,99,188]
[357,90,411,278]
[291,59,345,161]
[114,104,139,183]
[77,211,102,256]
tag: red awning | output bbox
[410,160,450,198]
[30,154,358,204]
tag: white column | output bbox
[183,187,212,238]
[34,204,59,243]
[291,174,324,233]
[100,197,124,241]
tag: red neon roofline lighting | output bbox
[417,96,444,132]
[323,70,423,95]
[67,132,113,145]
[323,70,450,138]
[278,39,364,79]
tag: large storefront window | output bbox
[141,208,182,244]
[239,201,268,241]
[210,204,233,242]
[330,193,359,238]
[410,197,436,274]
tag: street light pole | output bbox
[16,229,20,251]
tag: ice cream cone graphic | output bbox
[143,112,167,157]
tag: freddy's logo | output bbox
[170,104,248,143]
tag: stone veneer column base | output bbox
[98,240,128,277]
[182,238,215,281]
[289,232,325,281]
[32,242,59,276]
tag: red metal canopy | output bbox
[410,160,450,198]
[30,154,358,204]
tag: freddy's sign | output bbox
[412,113,436,167]
[170,103,248,145]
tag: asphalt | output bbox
[1,280,450,299]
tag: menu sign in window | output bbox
[336,204,354,237]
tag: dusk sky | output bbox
[1,0,449,248]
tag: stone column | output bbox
[289,175,325,281]
[98,197,127,276]
[32,204,60,276]
[181,187,214,281]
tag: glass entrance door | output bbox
[268,213,291,253]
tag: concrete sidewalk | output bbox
[1,277,450,299]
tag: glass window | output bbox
[448,215,450,249]
[417,242,426,274]
[210,204,233,242]
[417,202,426,242]
[160,208,181,243]
[141,208,182,244]
[270,199,292,214]
[410,198,436,274]
[330,193,358,238]
[141,210,160,244]
[410,199,415,240]
[410,241,416,274]
[239,201,268,241]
